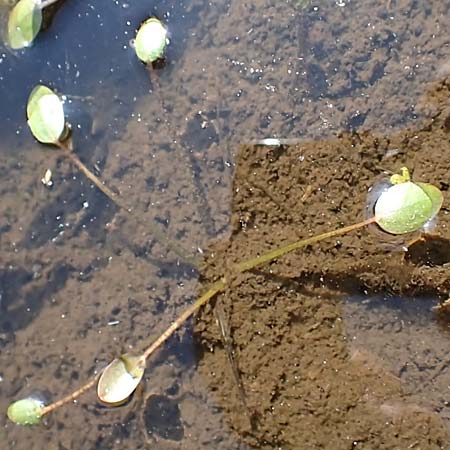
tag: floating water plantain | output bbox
[134,17,168,64]
[373,167,443,235]
[6,0,61,49]
[26,84,124,205]
[6,168,444,424]
[6,0,42,49]
[97,354,145,406]
[7,397,45,426]
[27,84,66,144]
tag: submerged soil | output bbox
[3,1,450,450]
[195,76,450,449]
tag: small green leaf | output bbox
[7,0,42,50]
[26,85,55,118]
[134,17,167,64]
[374,181,443,235]
[7,397,44,426]
[97,354,145,406]
[415,182,444,220]
[27,85,65,144]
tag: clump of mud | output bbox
[194,78,450,449]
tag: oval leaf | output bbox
[7,397,44,426]
[374,181,442,234]
[7,0,42,49]
[135,18,167,64]
[26,84,55,118]
[27,85,65,144]
[97,354,145,406]
[415,182,444,220]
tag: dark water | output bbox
[2,1,450,449]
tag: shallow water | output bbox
[344,295,450,422]
[2,0,450,449]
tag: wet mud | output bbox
[3,1,450,449]
[195,77,450,449]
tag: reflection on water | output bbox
[1,0,450,449]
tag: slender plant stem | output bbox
[57,142,124,209]
[147,67,216,237]
[140,218,376,361]
[141,278,226,361]
[65,151,125,209]
[34,217,376,418]
[234,218,376,273]
[40,376,98,417]
[56,141,195,263]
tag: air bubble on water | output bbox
[422,215,438,234]
[27,391,49,407]
[365,179,390,221]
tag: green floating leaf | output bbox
[374,181,443,235]
[7,397,44,426]
[26,84,55,118]
[7,0,42,50]
[415,182,444,219]
[97,354,145,406]
[134,17,167,64]
[27,84,65,144]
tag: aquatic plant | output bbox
[6,0,61,49]
[6,167,443,425]
[133,17,168,64]
[26,84,124,208]
[26,84,192,261]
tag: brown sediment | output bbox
[194,77,450,449]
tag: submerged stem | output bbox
[65,151,124,208]
[57,141,124,209]
[141,218,376,362]
[235,218,376,273]
[21,217,375,420]
[141,278,226,361]
[56,141,195,263]
[40,376,98,417]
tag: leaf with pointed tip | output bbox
[27,85,65,144]
[7,0,42,49]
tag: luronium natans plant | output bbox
[26,84,122,204]
[26,84,192,261]
[6,0,61,50]
[133,17,168,65]
[7,167,444,425]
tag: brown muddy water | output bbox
[2,1,450,449]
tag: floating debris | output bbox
[40,168,53,187]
